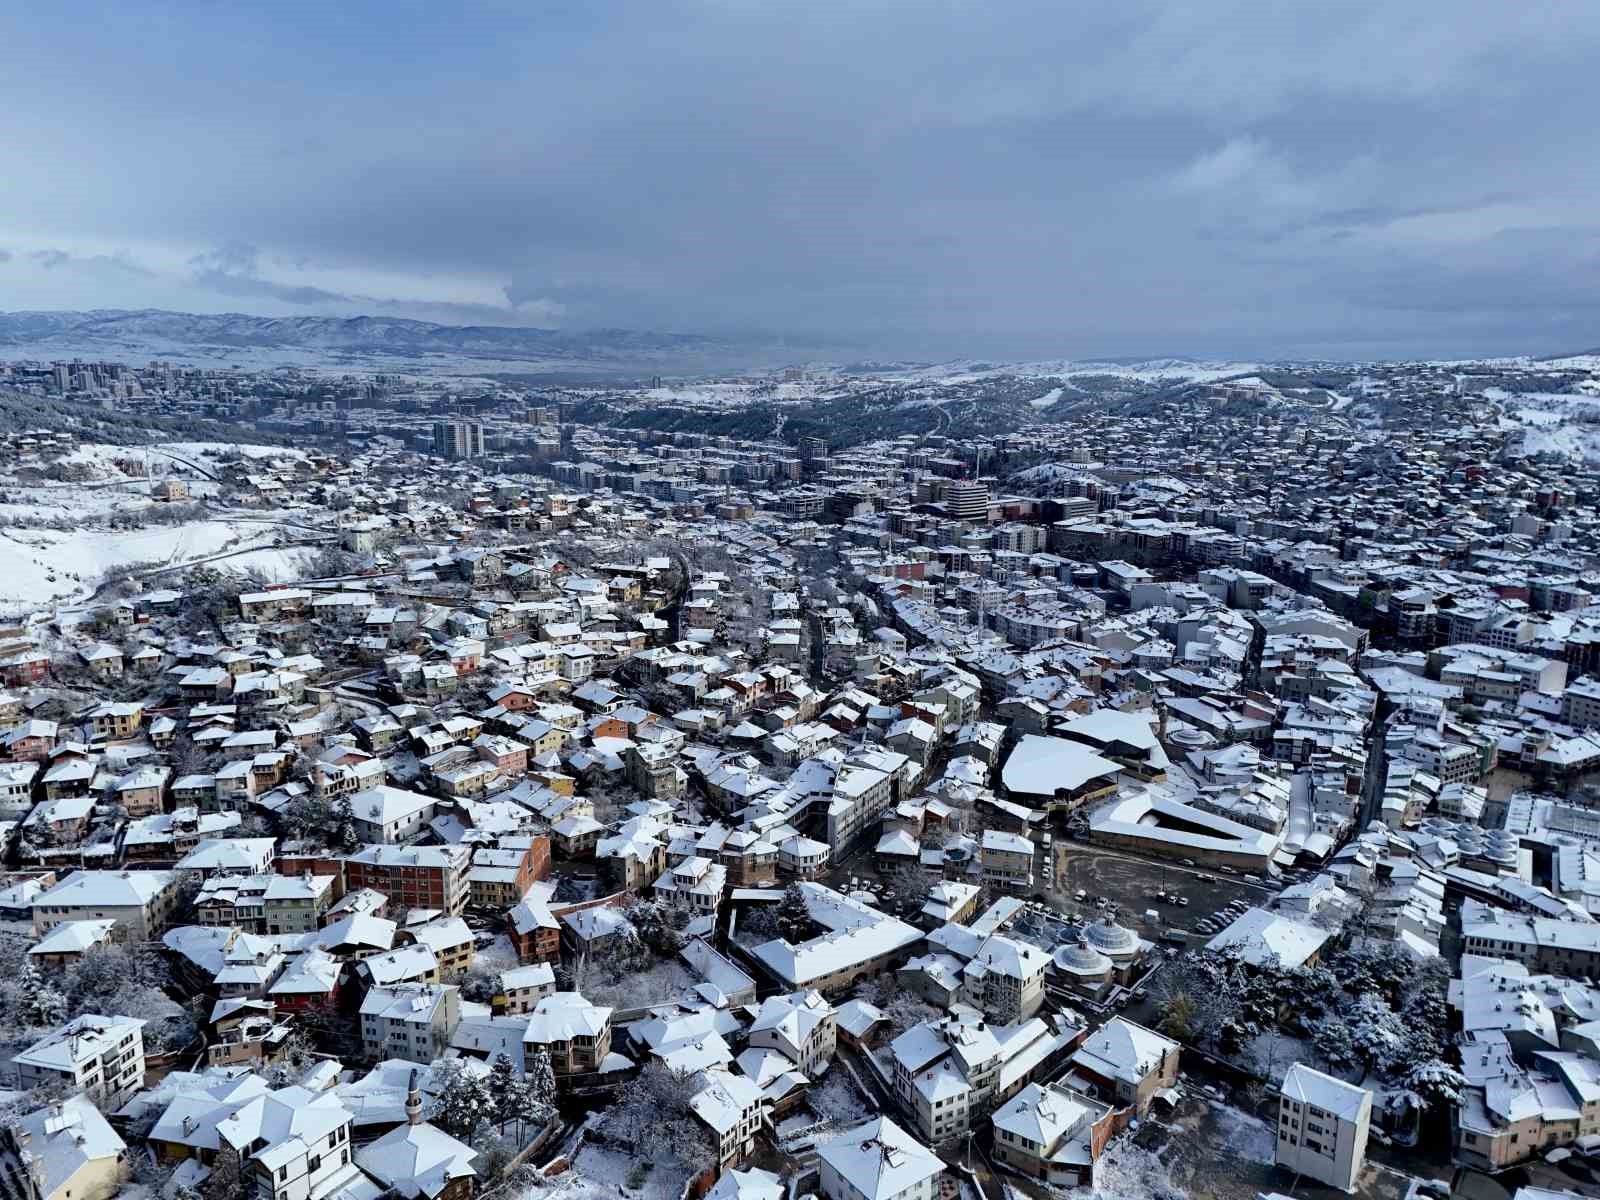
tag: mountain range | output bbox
[0,308,803,376]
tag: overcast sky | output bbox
[4,1,1599,360]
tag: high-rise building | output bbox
[945,479,990,522]
[432,418,485,459]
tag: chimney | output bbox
[405,1069,423,1126]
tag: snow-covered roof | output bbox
[34,869,176,910]
[7,1094,125,1196]
[1205,906,1331,969]
[1000,734,1122,796]
[355,1121,478,1200]
[27,918,117,957]
[1069,1017,1177,1087]
[13,1014,147,1070]
[815,1115,943,1200]
[1281,1061,1371,1122]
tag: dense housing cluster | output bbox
[3,351,1600,1200]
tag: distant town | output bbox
[2,346,1600,1200]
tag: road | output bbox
[1357,717,1389,828]
[658,549,692,642]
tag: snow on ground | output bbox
[158,441,303,460]
[1518,424,1600,462]
[1512,408,1569,426]
[556,1140,691,1200]
[1204,1100,1276,1165]
[883,357,1262,385]
[1238,1030,1316,1081]
[639,379,829,408]
[0,483,160,524]
[0,439,333,614]
[55,440,297,474]
[201,545,321,580]
[1484,387,1600,407]
[0,521,285,614]
[1010,462,1095,484]
[1028,387,1064,410]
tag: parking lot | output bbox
[1048,842,1275,942]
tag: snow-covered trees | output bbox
[776,882,814,943]
[0,941,195,1053]
[1153,949,1257,1051]
[598,1061,715,1172]
[628,896,692,958]
[429,1059,497,1143]
[809,1071,871,1131]
[429,1054,554,1152]
[523,1047,558,1128]
[201,1148,249,1200]
[487,1052,554,1142]
[1157,939,1459,1129]
[15,961,67,1028]
[736,902,782,944]
[458,958,502,1004]
[279,792,357,850]
[1168,940,1464,1136]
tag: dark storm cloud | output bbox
[188,243,354,306]
[3,0,1600,358]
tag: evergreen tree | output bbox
[201,1148,249,1200]
[430,1060,494,1142]
[776,882,812,942]
[524,1046,557,1128]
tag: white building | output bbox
[690,1068,766,1166]
[350,785,440,844]
[816,1115,944,1200]
[991,1081,1115,1189]
[150,1079,366,1200]
[11,1015,148,1111]
[31,870,181,941]
[360,985,462,1063]
[354,1120,479,1200]
[1276,1063,1372,1192]
[746,990,837,1075]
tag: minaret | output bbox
[405,1068,422,1126]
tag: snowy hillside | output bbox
[0,439,325,615]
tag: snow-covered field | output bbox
[0,521,281,612]
[1010,462,1096,484]
[1487,389,1600,462]
[0,439,326,615]
[883,357,1263,385]
[640,379,831,408]
[1028,386,1064,410]
[1518,424,1600,462]
[1204,1100,1276,1165]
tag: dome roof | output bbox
[1053,937,1113,976]
[1085,917,1137,955]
